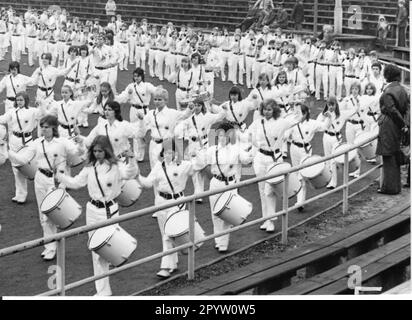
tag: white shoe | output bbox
[156,269,171,278]
[266,221,275,233]
[43,250,56,261]
[41,248,48,257]
[152,212,158,219]
[349,172,360,178]
[195,198,203,204]
[260,221,268,230]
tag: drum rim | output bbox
[87,225,117,251]
[212,191,233,216]
[164,210,190,237]
[300,155,325,177]
[266,162,291,184]
[40,188,67,214]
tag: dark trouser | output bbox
[398,26,406,47]
[239,16,258,33]
[295,22,303,30]
[381,152,402,194]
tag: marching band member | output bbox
[57,135,138,296]
[249,99,302,232]
[248,72,273,121]
[8,115,85,261]
[242,29,257,89]
[88,82,115,118]
[117,23,129,71]
[297,36,317,95]
[287,103,331,211]
[0,16,8,61]
[105,33,121,94]
[219,28,232,82]
[164,32,179,79]
[314,40,329,101]
[168,56,193,110]
[0,92,41,203]
[251,37,268,88]
[77,44,97,118]
[134,26,147,69]
[190,52,206,93]
[9,18,24,62]
[198,40,220,99]
[366,62,386,95]
[343,48,359,98]
[361,82,380,134]
[327,41,344,101]
[137,138,196,278]
[317,96,357,189]
[0,61,34,114]
[147,27,159,78]
[228,33,244,86]
[116,68,156,161]
[155,26,169,80]
[46,24,58,67]
[127,19,138,64]
[284,56,307,101]
[25,16,38,67]
[90,33,116,89]
[61,46,80,90]
[355,48,369,92]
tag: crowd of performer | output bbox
[0,6,387,296]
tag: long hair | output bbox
[256,72,272,90]
[259,99,282,120]
[105,101,123,121]
[228,86,242,102]
[8,61,20,73]
[40,115,59,137]
[96,82,114,105]
[300,103,310,121]
[14,92,30,109]
[364,82,377,96]
[323,96,340,118]
[274,71,288,85]
[87,135,117,167]
[133,67,145,82]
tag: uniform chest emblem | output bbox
[107,182,112,187]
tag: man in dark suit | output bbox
[396,0,408,47]
[291,0,305,30]
[376,64,410,194]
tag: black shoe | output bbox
[403,183,410,188]
[298,206,304,212]
[326,185,335,190]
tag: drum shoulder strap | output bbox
[161,161,176,194]
[215,147,228,185]
[41,140,54,172]
[94,165,106,198]
[296,123,310,153]
[134,83,144,104]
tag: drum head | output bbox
[41,188,65,213]
[88,225,116,250]
[164,210,189,237]
[267,162,291,184]
[212,191,232,215]
[300,156,325,178]
[354,132,374,145]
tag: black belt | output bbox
[153,138,163,144]
[7,97,16,101]
[233,52,242,55]
[39,86,53,92]
[60,123,75,130]
[132,104,148,110]
[325,131,340,136]
[222,49,231,52]
[28,35,37,38]
[159,48,168,52]
[316,62,329,66]
[205,70,213,73]
[65,77,80,83]
[348,119,364,125]
[49,41,56,44]
[259,148,280,157]
[39,168,53,178]
[159,191,183,200]
[178,87,190,92]
[292,141,311,149]
[345,75,359,79]
[191,134,208,142]
[213,174,236,182]
[95,66,108,70]
[120,41,128,44]
[90,199,115,209]
[13,131,32,138]
[228,120,245,128]
[246,54,254,57]
[367,111,378,116]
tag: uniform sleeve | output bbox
[0,77,6,93]
[116,84,131,103]
[23,74,36,87]
[8,139,38,164]
[58,166,89,189]
[138,163,159,188]
[0,109,12,125]
[84,125,99,148]
[119,159,138,180]
[238,146,253,165]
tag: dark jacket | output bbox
[376,81,410,155]
[291,3,304,23]
[276,9,289,29]
[397,6,408,27]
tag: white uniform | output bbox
[343,57,359,97]
[228,39,244,85]
[58,159,138,296]
[219,35,232,81]
[314,48,329,100]
[327,50,345,100]
[242,37,257,88]
[91,44,117,88]
[248,86,273,121]
[168,68,194,110]
[359,94,380,132]
[252,46,269,88]
[135,33,148,69]
[147,35,158,78]
[25,23,38,66]
[201,50,220,98]
[117,30,129,70]
[0,74,34,113]
[155,35,168,80]
[0,106,41,201]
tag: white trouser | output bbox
[164,52,177,78]
[87,201,120,296]
[135,46,146,69]
[119,42,129,70]
[107,67,118,94]
[344,76,357,98]
[26,36,37,66]
[34,171,58,252]
[56,41,66,64]
[4,99,15,113]
[253,152,278,220]
[329,66,343,100]
[307,62,316,92]
[129,106,147,161]
[252,61,264,88]
[209,178,238,249]
[149,139,163,169]
[148,49,157,77]
[175,88,190,110]
[129,39,136,63]
[345,121,363,175]
[204,71,215,98]
[228,53,244,85]
[11,35,22,61]
[244,56,254,88]
[219,50,231,81]
[290,143,312,205]
[315,64,329,100]
[155,50,166,80]
[323,133,340,187]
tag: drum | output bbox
[354,131,377,160]
[300,155,331,189]
[212,191,252,226]
[266,162,301,198]
[116,179,142,207]
[67,151,85,168]
[88,225,137,267]
[40,188,82,230]
[333,142,361,173]
[164,210,205,254]
[15,146,37,180]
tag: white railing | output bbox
[0,133,383,296]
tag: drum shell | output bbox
[164,210,206,254]
[41,189,82,230]
[116,179,142,207]
[15,148,37,180]
[354,132,377,160]
[333,143,361,173]
[212,192,252,226]
[300,155,332,189]
[89,226,137,267]
[266,163,302,198]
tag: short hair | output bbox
[228,86,242,101]
[133,67,145,82]
[87,135,117,166]
[154,86,169,102]
[15,92,29,109]
[67,45,78,55]
[364,82,377,95]
[191,52,201,62]
[350,81,362,95]
[259,99,282,120]
[40,115,59,137]
[105,101,123,121]
[78,44,89,55]
[41,52,52,62]
[383,64,401,82]
[371,62,382,71]
[8,61,20,73]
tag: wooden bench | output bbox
[393,46,410,61]
[273,234,410,295]
[167,202,410,295]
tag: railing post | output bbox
[379,156,383,188]
[343,151,349,215]
[56,238,66,296]
[281,173,289,244]
[187,199,195,280]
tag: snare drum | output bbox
[354,131,377,160]
[116,179,142,207]
[15,146,37,180]
[88,225,137,267]
[212,191,252,226]
[300,155,331,189]
[333,142,361,173]
[266,162,301,198]
[164,210,205,254]
[40,188,82,229]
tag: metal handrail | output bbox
[0,133,381,296]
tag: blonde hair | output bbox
[154,86,169,101]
